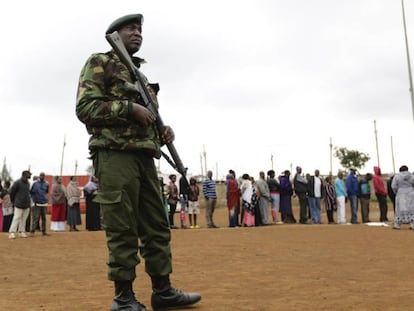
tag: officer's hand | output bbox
[132,103,156,128]
[162,126,175,144]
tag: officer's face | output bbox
[119,23,143,54]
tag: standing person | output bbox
[167,174,179,229]
[8,170,32,239]
[373,166,389,222]
[202,170,218,228]
[178,174,189,229]
[240,174,256,227]
[346,168,360,224]
[187,177,200,229]
[228,169,240,226]
[293,166,309,224]
[66,176,82,232]
[323,176,336,224]
[0,179,3,232]
[84,176,101,231]
[256,171,270,225]
[50,176,67,232]
[387,174,396,212]
[335,171,347,224]
[226,173,240,228]
[307,169,323,224]
[359,173,373,223]
[29,172,49,236]
[76,14,201,310]
[279,170,296,223]
[267,170,282,224]
[391,165,414,230]
[1,181,14,232]
[27,175,39,232]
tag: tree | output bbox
[1,157,12,182]
[334,147,370,171]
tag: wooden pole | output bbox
[391,136,396,174]
[374,120,380,168]
[271,153,274,171]
[60,134,66,176]
[401,0,414,123]
[74,160,78,176]
[329,137,333,176]
[203,144,207,178]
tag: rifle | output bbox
[106,31,189,188]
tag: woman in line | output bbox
[240,174,256,227]
[323,175,337,224]
[279,170,296,223]
[167,174,179,229]
[66,176,82,232]
[50,176,67,232]
[84,176,101,231]
[391,165,414,230]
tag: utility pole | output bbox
[374,120,380,168]
[401,0,414,123]
[270,153,274,171]
[329,137,333,176]
[74,160,78,176]
[390,136,396,174]
[203,144,207,178]
[60,134,66,176]
[200,153,203,177]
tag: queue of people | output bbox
[4,165,414,236]
[159,164,414,230]
[1,171,102,238]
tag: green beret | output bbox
[106,14,144,34]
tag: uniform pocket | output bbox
[94,190,129,231]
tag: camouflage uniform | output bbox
[76,51,172,281]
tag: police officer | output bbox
[76,14,201,311]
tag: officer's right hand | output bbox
[132,103,156,128]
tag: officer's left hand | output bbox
[162,126,175,144]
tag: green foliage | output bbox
[334,147,370,170]
[1,157,12,182]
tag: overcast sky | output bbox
[1,0,414,181]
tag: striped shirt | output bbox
[202,178,217,199]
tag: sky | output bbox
[1,0,414,181]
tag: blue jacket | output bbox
[30,180,49,204]
[346,173,360,196]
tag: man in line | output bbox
[9,170,32,239]
[359,173,373,223]
[294,166,309,224]
[346,168,360,224]
[76,13,201,311]
[307,169,323,224]
[373,166,389,223]
[202,170,218,228]
[30,172,50,236]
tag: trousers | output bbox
[9,207,30,233]
[94,150,172,281]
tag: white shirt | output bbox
[314,177,322,198]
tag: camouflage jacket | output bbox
[76,50,161,158]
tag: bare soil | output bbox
[1,197,412,311]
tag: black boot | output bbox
[110,280,147,311]
[150,275,201,311]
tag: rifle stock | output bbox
[105,31,189,185]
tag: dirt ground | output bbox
[1,202,413,311]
